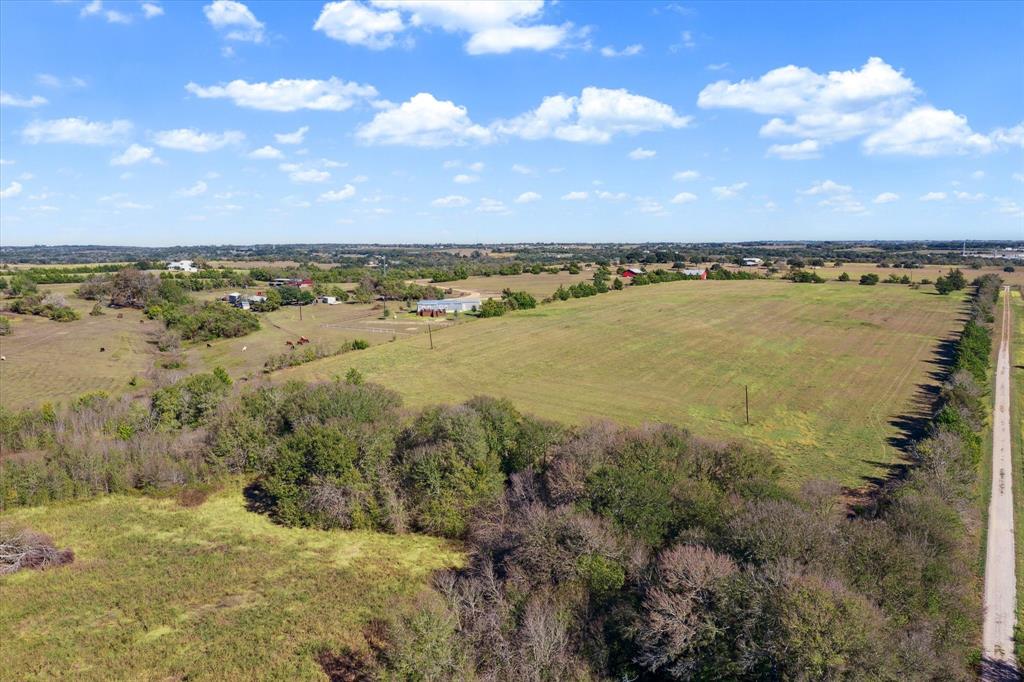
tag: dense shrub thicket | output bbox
[159,302,261,341]
[0,275,1002,680]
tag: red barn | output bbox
[621,267,646,278]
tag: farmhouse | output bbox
[682,268,708,279]
[319,296,339,305]
[741,258,764,267]
[621,267,646,278]
[166,259,198,273]
[417,298,481,316]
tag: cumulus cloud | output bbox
[153,128,244,152]
[247,145,284,159]
[601,44,643,57]
[673,170,700,182]
[919,191,947,201]
[289,168,331,183]
[23,117,132,145]
[313,1,404,49]
[712,182,748,199]
[670,192,697,204]
[699,56,1020,158]
[275,126,309,144]
[766,139,821,160]
[561,191,588,200]
[142,3,164,18]
[177,180,208,197]
[515,191,541,203]
[111,143,158,165]
[596,191,628,201]
[512,164,534,175]
[357,92,492,147]
[0,91,48,108]
[316,1,573,55]
[431,194,470,208]
[873,192,899,204]
[628,147,656,160]
[954,191,986,201]
[863,106,994,156]
[453,174,478,184]
[495,87,690,143]
[0,181,23,199]
[186,77,377,112]
[800,179,852,195]
[319,184,357,201]
[204,0,264,42]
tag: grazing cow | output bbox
[241,346,247,352]
[99,347,105,352]
[0,356,6,361]
[286,340,294,347]
[206,343,212,348]
[116,313,123,319]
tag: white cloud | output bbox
[515,191,541,203]
[275,126,309,145]
[453,174,478,184]
[204,0,264,42]
[247,145,284,159]
[712,182,748,199]
[971,170,985,180]
[991,123,1024,148]
[670,192,697,204]
[863,106,994,156]
[0,181,23,199]
[476,197,508,213]
[512,164,534,175]
[322,0,574,55]
[289,168,331,183]
[495,87,691,143]
[431,194,470,208]
[767,139,821,160]
[707,62,729,71]
[351,174,369,183]
[0,159,14,165]
[628,147,656,160]
[873,192,899,204]
[635,197,667,215]
[601,44,643,58]
[153,128,244,152]
[818,194,865,213]
[561,191,588,200]
[142,3,164,19]
[319,184,357,201]
[1013,172,1024,183]
[595,190,628,201]
[186,78,377,112]
[357,92,492,147]
[677,30,695,49]
[81,0,102,17]
[467,161,485,172]
[673,170,700,182]
[111,143,157,165]
[35,74,86,89]
[919,191,947,201]
[313,1,405,49]
[0,91,47,108]
[800,179,852,195]
[995,197,1024,217]
[178,180,208,197]
[954,191,986,201]
[466,24,568,55]
[23,117,132,145]
[105,9,132,23]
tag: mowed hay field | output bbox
[0,483,460,681]
[280,279,966,486]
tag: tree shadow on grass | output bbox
[242,480,274,516]
[979,657,1020,682]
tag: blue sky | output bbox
[0,0,1021,246]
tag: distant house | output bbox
[682,268,708,280]
[417,298,481,316]
[741,258,764,267]
[319,296,339,305]
[621,267,646,278]
[269,277,314,289]
[167,259,198,273]
[227,292,241,304]
[248,294,267,304]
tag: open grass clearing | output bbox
[0,482,460,681]
[279,279,965,487]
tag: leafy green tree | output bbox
[478,298,506,317]
[838,272,851,281]
[859,273,879,286]
[8,274,38,297]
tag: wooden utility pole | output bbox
[299,304,303,321]
[428,324,433,349]
[745,385,750,425]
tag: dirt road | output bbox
[983,286,1018,679]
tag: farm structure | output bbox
[166,260,198,272]
[682,268,708,279]
[269,278,314,289]
[416,298,481,315]
[319,296,339,305]
[741,258,764,266]
[621,268,646,278]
